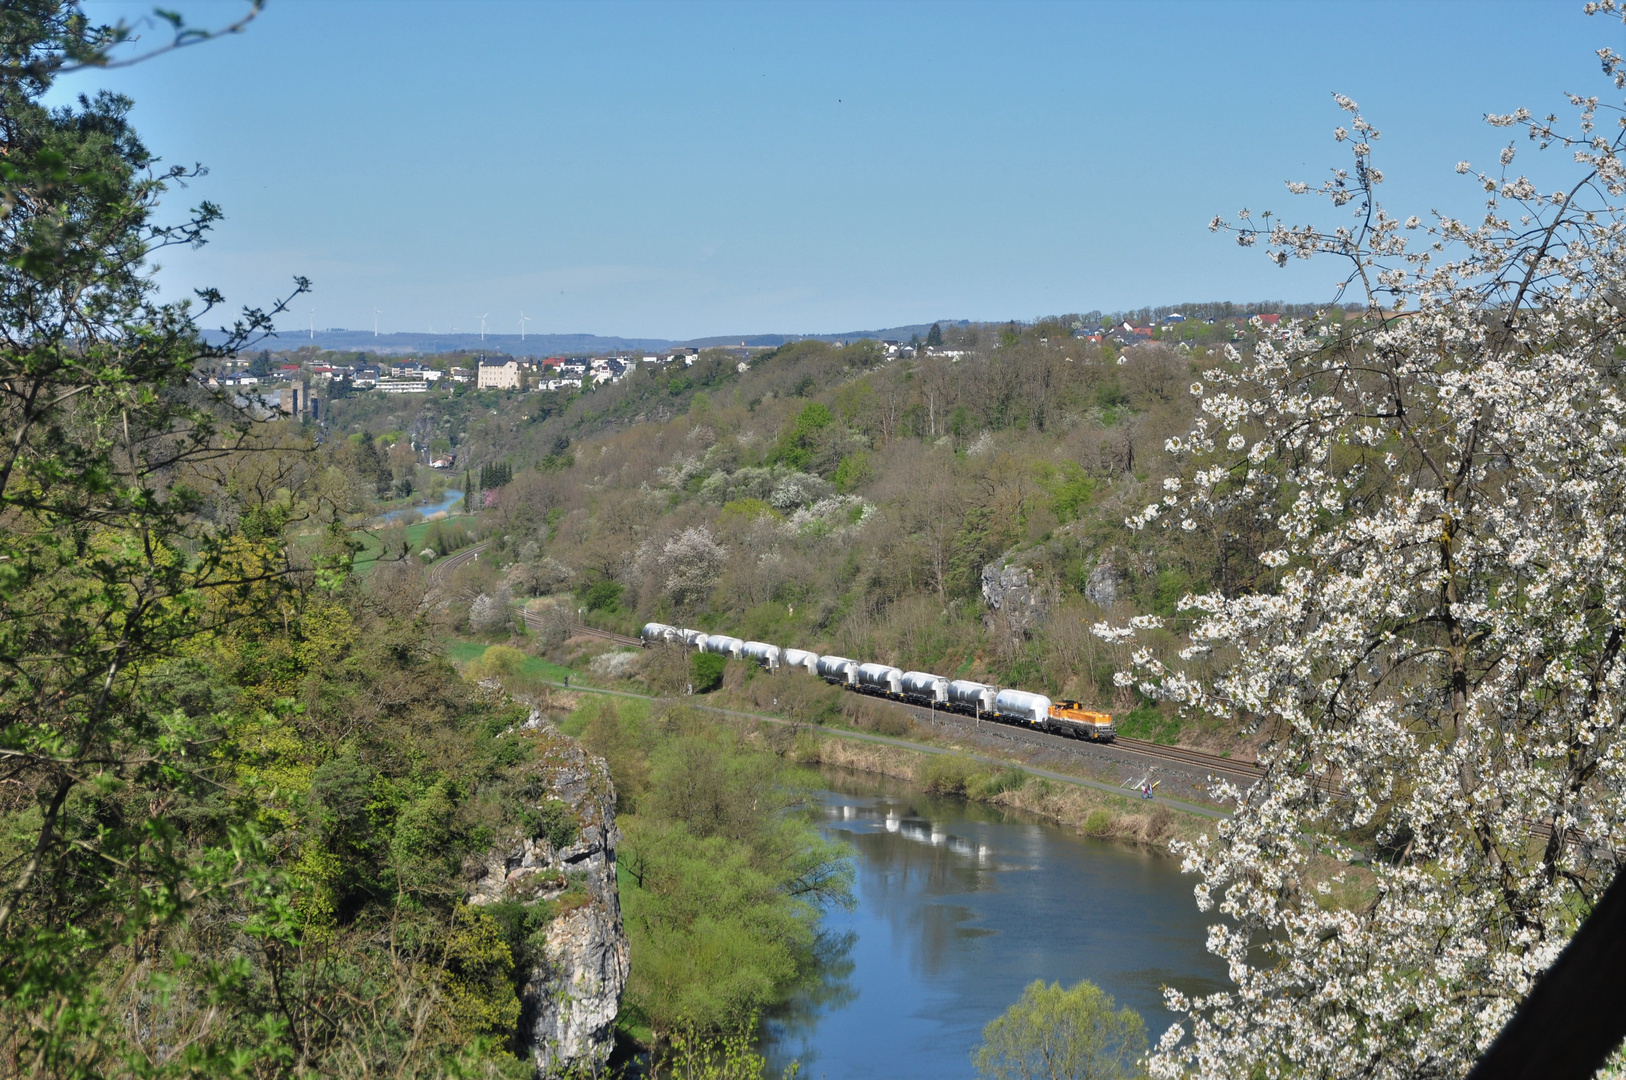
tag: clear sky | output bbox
[63,0,1610,340]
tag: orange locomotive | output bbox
[1044,700,1116,742]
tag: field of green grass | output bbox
[444,637,577,684]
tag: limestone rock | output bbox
[465,728,629,1077]
[1085,556,1128,608]
[981,555,1047,636]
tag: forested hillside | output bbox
[327,316,1347,748]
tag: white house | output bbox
[477,361,521,390]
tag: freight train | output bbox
[639,623,1116,742]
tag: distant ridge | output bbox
[236,321,972,357]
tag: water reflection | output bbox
[761,768,1229,1080]
[762,928,858,1049]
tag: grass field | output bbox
[444,637,577,684]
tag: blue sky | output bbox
[66,0,1609,339]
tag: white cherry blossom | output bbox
[1103,15,1626,1077]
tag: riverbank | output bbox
[791,728,1209,854]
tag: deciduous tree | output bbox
[1101,18,1626,1076]
[973,979,1147,1080]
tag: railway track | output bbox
[514,609,649,649]
[427,540,488,580]
[1113,736,1262,777]
[572,624,647,648]
[887,697,1263,793]
[506,627,1587,846]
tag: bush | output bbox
[578,579,623,613]
[528,798,580,851]
[690,652,727,694]
[1118,702,1178,744]
[528,603,575,648]
[920,753,983,796]
[832,452,875,493]
[466,644,527,683]
[844,695,911,737]
[1082,809,1114,836]
[978,766,1028,798]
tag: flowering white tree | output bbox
[469,589,513,634]
[660,525,728,613]
[1098,10,1626,1077]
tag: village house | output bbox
[477,360,521,390]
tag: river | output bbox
[761,768,1229,1079]
[380,488,462,523]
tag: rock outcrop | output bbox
[465,720,629,1077]
[981,556,1048,636]
[1084,555,1128,608]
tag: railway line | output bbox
[888,697,1262,796]
[476,610,1593,847]
[1114,736,1260,777]
[515,618,1262,795]
[571,624,647,648]
[512,609,649,649]
[427,540,489,580]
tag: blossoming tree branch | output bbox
[1096,5,1626,1077]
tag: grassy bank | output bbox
[791,729,1211,853]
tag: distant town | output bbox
[212,308,1298,430]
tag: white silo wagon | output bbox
[900,671,949,705]
[946,679,996,716]
[782,648,819,674]
[856,663,904,696]
[815,655,858,685]
[704,635,745,658]
[993,688,1052,726]
[742,641,782,671]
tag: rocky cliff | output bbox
[981,548,1054,637]
[465,717,629,1077]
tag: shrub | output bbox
[690,652,727,694]
[578,579,623,613]
[528,798,580,851]
[466,644,527,683]
[844,696,911,737]
[469,591,513,634]
[832,452,875,493]
[920,753,983,796]
[1118,702,1178,743]
[973,978,1146,1080]
[978,766,1028,798]
[589,650,642,680]
[1082,809,1114,836]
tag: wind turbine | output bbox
[309,307,315,340]
[373,308,383,337]
[519,312,531,341]
[479,313,489,341]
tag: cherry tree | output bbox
[1097,8,1626,1076]
[660,525,728,613]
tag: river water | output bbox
[761,768,1229,1079]
[380,488,462,523]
